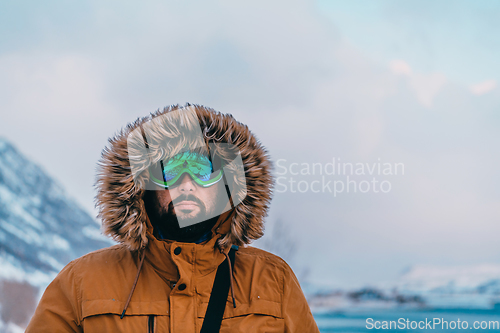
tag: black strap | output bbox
[200,245,237,333]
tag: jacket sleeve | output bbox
[25,261,83,333]
[281,262,320,333]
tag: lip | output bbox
[175,201,199,209]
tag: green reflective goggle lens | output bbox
[149,151,223,188]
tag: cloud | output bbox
[390,59,412,76]
[470,79,497,95]
[409,72,447,108]
[389,59,448,107]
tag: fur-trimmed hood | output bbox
[95,104,274,251]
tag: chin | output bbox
[177,210,200,220]
[177,215,197,223]
[176,214,205,228]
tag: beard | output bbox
[144,191,225,243]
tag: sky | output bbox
[0,0,499,289]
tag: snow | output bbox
[1,220,44,246]
[82,225,109,242]
[4,322,25,333]
[46,234,70,251]
[0,184,13,202]
[38,252,64,271]
[0,184,45,231]
[390,264,500,310]
[0,253,55,287]
[309,264,500,311]
[0,319,26,333]
[397,264,500,294]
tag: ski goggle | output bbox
[149,151,224,188]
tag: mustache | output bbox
[171,194,203,206]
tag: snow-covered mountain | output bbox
[0,137,113,331]
[395,264,500,309]
[308,264,500,313]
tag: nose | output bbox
[177,173,197,192]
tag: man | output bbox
[26,104,319,332]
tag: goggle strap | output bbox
[221,171,235,209]
[159,160,168,189]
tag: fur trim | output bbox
[95,104,274,251]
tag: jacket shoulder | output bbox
[236,245,296,281]
[49,244,131,283]
[237,246,288,267]
[236,246,305,294]
[58,244,142,305]
[70,244,132,268]
[61,244,137,289]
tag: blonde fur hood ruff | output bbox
[95,104,274,251]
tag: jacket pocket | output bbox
[197,297,284,333]
[81,300,168,333]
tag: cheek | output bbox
[204,184,226,206]
[156,190,172,207]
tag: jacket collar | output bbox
[120,210,237,318]
[142,211,233,278]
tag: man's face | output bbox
[150,173,227,228]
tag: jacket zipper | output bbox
[148,315,155,333]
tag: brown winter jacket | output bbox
[26,104,319,332]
